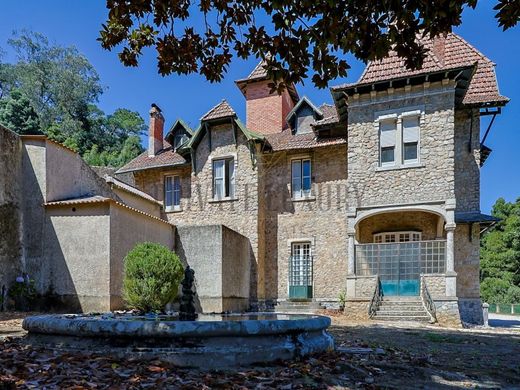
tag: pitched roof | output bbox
[235,59,300,103]
[200,100,236,121]
[247,59,269,80]
[333,33,508,106]
[116,140,188,174]
[45,196,173,225]
[104,175,161,205]
[286,96,324,124]
[265,131,346,152]
[313,104,340,127]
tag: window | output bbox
[377,111,421,168]
[379,119,397,166]
[373,231,422,243]
[164,176,181,211]
[173,133,187,150]
[291,158,312,199]
[402,116,419,164]
[213,158,235,200]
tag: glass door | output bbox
[289,242,313,299]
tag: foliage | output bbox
[338,290,346,310]
[0,89,41,135]
[480,197,520,303]
[8,275,37,311]
[99,0,518,90]
[123,243,184,312]
[0,30,145,167]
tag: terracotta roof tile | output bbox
[117,140,187,173]
[266,131,346,152]
[247,60,268,80]
[314,104,340,126]
[337,33,508,106]
[200,100,236,121]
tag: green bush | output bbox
[123,243,184,312]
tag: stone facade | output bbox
[346,82,456,208]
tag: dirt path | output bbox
[0,312,33,339]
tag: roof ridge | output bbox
[450,32,491,64]
[200,99,236,121]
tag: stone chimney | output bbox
[148,104,164,157]
[235,61,298,135]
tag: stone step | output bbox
[376,310,429,316]
[373,315,432,322]
[378,306,426,312]
[380,300,423,305]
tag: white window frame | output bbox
[376,109,423,169]
[291,158,312,199]
[212,157,235,200]
[164,175,181,212]
[373,231,422,243]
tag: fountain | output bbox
[22,268,334,368]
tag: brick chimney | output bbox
[432,34,447,67]
[235,61,298,135]
[148,104,164,157]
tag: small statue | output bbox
[179,266,198,321]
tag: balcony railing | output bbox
[355,240,446,276]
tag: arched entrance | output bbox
[354,209,447,296]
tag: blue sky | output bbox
[0,1,518,213]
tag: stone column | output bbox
[445,224,457,297]
[347,233,355,276]
[346,208,357,298]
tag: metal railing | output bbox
[355,240,447,277]
[420,276,437,323]
[368,276,383,318]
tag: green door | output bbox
[289,242,313,299]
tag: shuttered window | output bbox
[165,176,181,211]
[379,119,397,166]
[402,116,420,163]
[213,158,235,199]
[291,159,312,199]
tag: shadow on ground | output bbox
[329,321,520,388]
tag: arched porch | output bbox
[346,205,456,299]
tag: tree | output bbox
[0,31,145,167]
[0,89,41,135]
[99,0,519,90]
[480,197,520,303]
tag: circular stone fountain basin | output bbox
[22,313,334,368]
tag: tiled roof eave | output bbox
[332,64,474,93]
[116,160,190,174]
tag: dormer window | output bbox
[174,133,187,150]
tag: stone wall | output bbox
[136,126,261,301]
[260,144,349,301]
[354,276,378,299]
[422,275,446,298]
[0,125,23,292]
[435,300,462,328]
[454,224,480,298]
[454,108,480,213]
[344,300,370,321]
[459,298,483,325]
[347,82,456,208]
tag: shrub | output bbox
[123,243,184,312]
